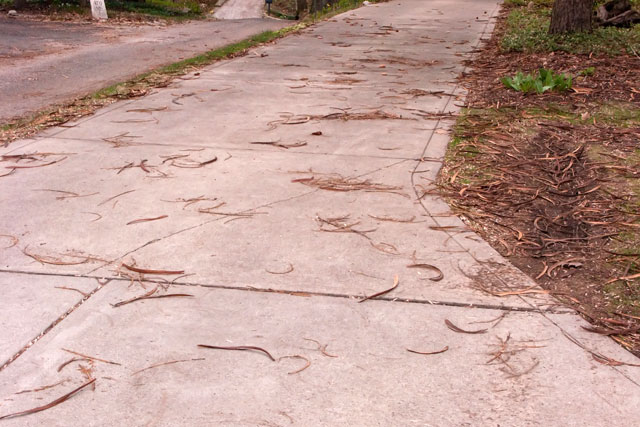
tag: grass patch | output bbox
[501,3,640,54]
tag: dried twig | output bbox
[359,275,399,303]
[303,338,338,358]
[126,215,168,225]
[0,234,18,249]
[61,349,121,366]
[112,286,193,307]
[266,263,294,275]
[122,263,185,275]
[444,319,487,334]
[132,358,205,375]
[407,346,449,355]
[197,345,276,361]
[55,286,89,297]
[278,355,311,375]
[368,214,417,223]
[57,357,91,372]
[14,380,69,395]
[0,379,96,420]
[407,263,444,281]
[293,174,404,195]
[22,247,96,266]
[469,313,507,327]
[98,190,136,207]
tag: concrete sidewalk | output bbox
[1,0,639,425]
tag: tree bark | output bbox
[296,0,307,19]
[549,0,593,34]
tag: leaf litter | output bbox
[440,4,640,354]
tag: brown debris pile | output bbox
[441,7,640,354]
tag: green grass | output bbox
[501,5,640,54]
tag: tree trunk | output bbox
[549,0,593,34]
[296,0,307,19]
[310,0,330,13]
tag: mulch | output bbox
[440,9,640,355]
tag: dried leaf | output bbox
[0,379,96,420]
[407,346,449,355]
[444,319,487,334]
[197,345,276,361]
[359,275,399,302]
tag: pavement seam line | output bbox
[0,269,571,315]
[0,278,112,373]
[36,136,439,163]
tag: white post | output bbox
[89,0,109,20]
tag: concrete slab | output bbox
[0,135,542,309]
[0,283,638,426]
[0,272,100,366]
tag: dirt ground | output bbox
[441,8,640,355]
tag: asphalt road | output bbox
[0,16,287,123]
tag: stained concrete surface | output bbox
[1,0,639,425]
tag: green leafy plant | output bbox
[501,68,572,94]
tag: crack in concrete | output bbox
[0,278,112,373]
